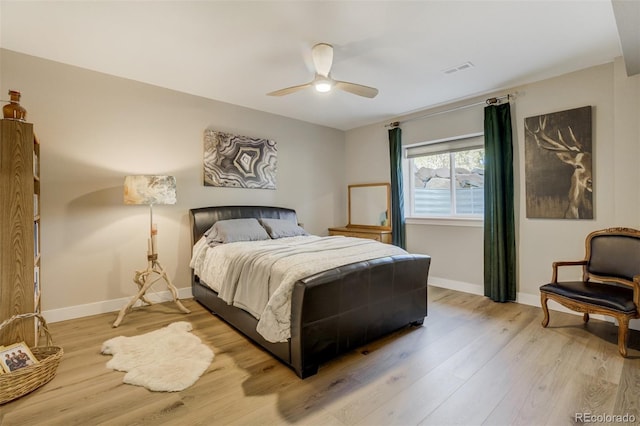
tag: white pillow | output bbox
[259,218,309,239]
[205,218,270,244]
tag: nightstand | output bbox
[328,226,393,244]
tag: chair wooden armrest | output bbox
[633,275,640,307]
[551,260,587,283]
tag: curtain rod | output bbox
[385,94,512,128]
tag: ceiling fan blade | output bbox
[267,82,312,96]
[312,43,333,77]
[334,81,379,98]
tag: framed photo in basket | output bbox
[0,342,39,373]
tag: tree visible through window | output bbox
[407,135,484,217]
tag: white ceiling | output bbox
[0,1,632,131]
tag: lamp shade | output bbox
[124,175,177,205]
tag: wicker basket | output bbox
[0,313,63,405]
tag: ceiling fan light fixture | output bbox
[314,78,333,93]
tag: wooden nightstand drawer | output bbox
[335,230,380,241]
[328,227,392,244]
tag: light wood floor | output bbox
[1,287,638,426]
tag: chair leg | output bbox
[540,292,550,327]
[583,313,590,323]
[617,317,629,357]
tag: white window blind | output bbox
[405,134,484,158]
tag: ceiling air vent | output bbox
[442,61,475,75]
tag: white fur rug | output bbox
[101,321,213,392]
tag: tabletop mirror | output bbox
[348,182,392,230]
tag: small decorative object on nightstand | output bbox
[329,182,393,243]
[113,175,190,327]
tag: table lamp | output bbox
[113,175,190,327]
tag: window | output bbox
[406,134,484,218]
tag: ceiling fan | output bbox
[267,43,379,99]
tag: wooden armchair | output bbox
[540,227,640,357]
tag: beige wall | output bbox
[1,49,347,321]
[2,47,638,324]
[345,58,640,328]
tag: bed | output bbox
[189,205,431,378]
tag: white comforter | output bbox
[190,235,407,343]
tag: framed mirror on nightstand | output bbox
[328,182,392,243]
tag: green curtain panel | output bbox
[484,103,516,302]
[388,127,406,249]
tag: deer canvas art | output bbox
[524,106,593,219]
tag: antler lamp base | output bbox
[112,250,190,327]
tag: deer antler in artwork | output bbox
[525,116,583,153]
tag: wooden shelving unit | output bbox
[0,119,39,347]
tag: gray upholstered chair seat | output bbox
[540,281,636,313]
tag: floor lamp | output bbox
[113,175,190,327]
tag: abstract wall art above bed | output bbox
[203,130,277,189]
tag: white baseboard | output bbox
[428,277,484,296]
[42,278,640,332]
[42,287,194,324]
[428,276,640,331]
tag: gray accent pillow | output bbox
[205,218,270,244]
[259,218,309,239]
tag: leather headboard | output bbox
[189,205,298,245]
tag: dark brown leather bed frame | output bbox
[189,205,431,378]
